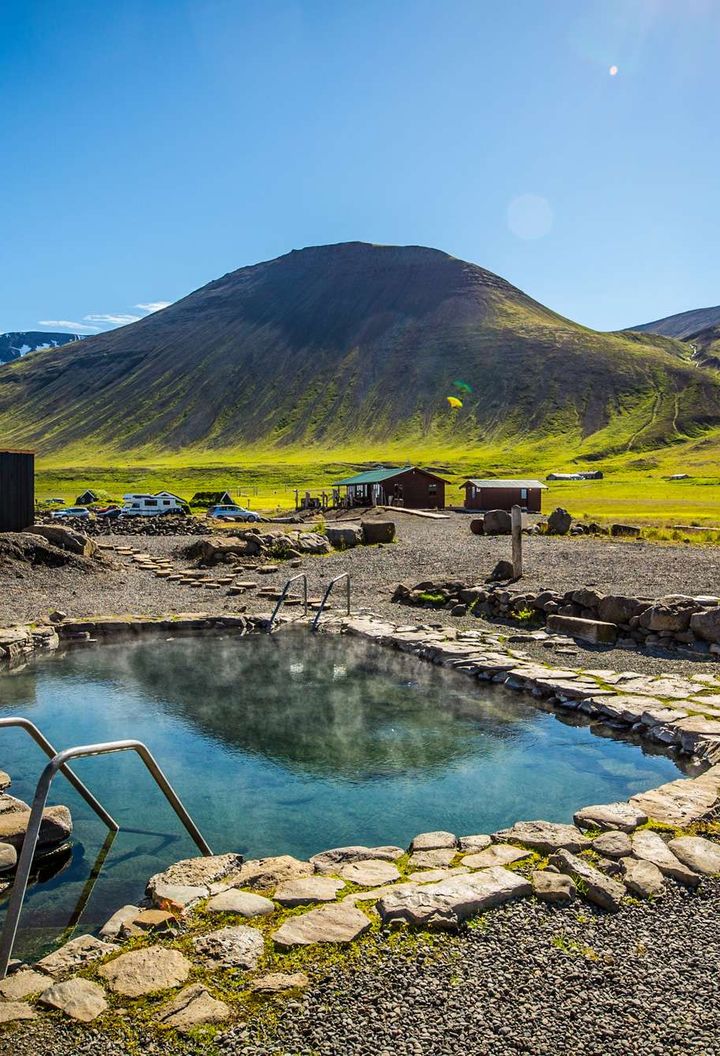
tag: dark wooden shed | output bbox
[461,478,547,513]
[334,466,447,509]
[0,450,35,531]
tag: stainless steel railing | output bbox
[269,573,308,629]
[311,573,351,630]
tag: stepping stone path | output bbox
[377,867,531,927]
[631,830,701,887]
[311,845,403,872]
[39,978,108,1022]
[193,925,264,969]
[462,845,529,869]
[275,876,345,906]
[99,947,191,998]
[0,970,47,1001]
[493,820,590,855]
[273,901,371,949]
[36,935,117,977]
[157,983,230,1033]
[205,889,275,917]
[337,859,400,886]
[223,854,314,889]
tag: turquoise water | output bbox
[0,631,682,959]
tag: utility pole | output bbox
[511,505,523,579]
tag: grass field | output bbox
[32,430,720,526]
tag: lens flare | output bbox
[609,65,618,76]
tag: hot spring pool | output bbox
[1,631,683,958]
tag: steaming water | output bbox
[0,631,682,960]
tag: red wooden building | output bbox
[461,478,546,513]
[334,466,447,509]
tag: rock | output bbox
[639,600,697,633]
[691,608,720,643]
[131,909,177,935]
[193,925,264,969]
[376,867,531,928]
[408,849,457,869]
[410,831,457,852]
[325,525,363,549]
[39,978,108,1022]
[596,595,648,626]
[227,854,314,888]
[547,508,572,535]
[610,523,641,537]
[549,850,626,911]
[493,820,590,855]
[408,867,470,883]
[337,859,400,887]
[148,853,242,904]
[205,889,275,917]
[450,604,467,617]
[483,510,512,535]
[0,969,48,1000]
[361,520,395,544]
[274,876,345,906]
[458,834,492,852]
[48,610,67,623]
[630,830,701,887]
[99,905,140,940]
[0,771,10,791]
[251,972,309,993]
[99,947,192,997]
[630,771,720,827]
[487,560,515,582]
[157,983,230,1033]
[621,857,666,899]
[574,802,648,833]
[36,934,118,977]
[311,845,403,872]
[0,1001,37,1024]
[470,518,485,535]
[593,831,633,858]
[273,901,371,949]
[546,615,617,645]
[462,845,529,869]
[531,870,576,904]
[0,804,73,852]
[26,524,97,558]
[0,841,17,872]
[667,835,720,875]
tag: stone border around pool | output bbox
[1,610,720,1036]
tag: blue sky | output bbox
[2,0,719,335]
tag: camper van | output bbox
[120,493,187,517]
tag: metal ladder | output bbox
[269,573,308,629]
[311,573,351,630]
[0,720,212,978]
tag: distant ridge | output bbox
[0,330,82,365]
[628,305,720,340]
[0,241,718,457]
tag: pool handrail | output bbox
[269,573,308,629]
[311,573,351,630]
[0,738,213,979]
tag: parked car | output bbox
[95,506,123,519]
[50,506,91,520]
[207,504,262,522]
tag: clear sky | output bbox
[2,0,719,335]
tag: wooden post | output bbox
[511,504,523,579]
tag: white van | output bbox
[120,493,186,517]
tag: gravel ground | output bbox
[5,879,720,1056]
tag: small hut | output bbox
[461,478,547,513]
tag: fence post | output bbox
[511,505,523,579]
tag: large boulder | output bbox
[639,597,699,633]
[361,520,395,544]
[547,508,572,535]
[690,607,720,643]
[0,805,72,852]
[376,867,531,928]
[596,595,649,626]
[610,523,641,537]
[325,525,364,549]
[483,509,512,535]
[26,525,97,558]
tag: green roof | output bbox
[334,466,413,486]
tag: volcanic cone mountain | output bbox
[1,242,718,456]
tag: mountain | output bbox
[628,305,720,340]
[0,330,82,365]
[0,242,718,458]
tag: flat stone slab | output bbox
[409,831,457,852]
[275,876,345,906]
[458,834,492,852]
[0,969,47,1000]
[0,771,10,792]
[622,857,666,899]
[39,978,108,1022]
[99,946,192,997]
[251,971,309,993]
[546,615,617,645]
[193,925,264,968]
[337,859,400,887]
[0,1000,37,1024]
[205,889,275,917]
[99,905,140,940]
[408,848,457,869]
[531,870,576,904]
[549,850,626,911]
[631,830,701,887]
[377,867,531,928]
[462,845,529,869]
[667,836,720,875]
[574,802,648,833]
[493,820,590,854]
[593,831,633,859]
[630,771,720,827]
[157,983,230,1033]
[310,846,404,872]
[148,853,242,908]
[408,867,470,884]
[273,901,371,949]
[36,934,118,977]
[223,855,314,890]
[0,805,72,851]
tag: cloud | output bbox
[135,301,172,312]
[84,313,141,325]
[38,319,101,333]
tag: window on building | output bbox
[428,483,437,494]
[520,488,528,500]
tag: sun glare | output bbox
[609,65,619,76]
